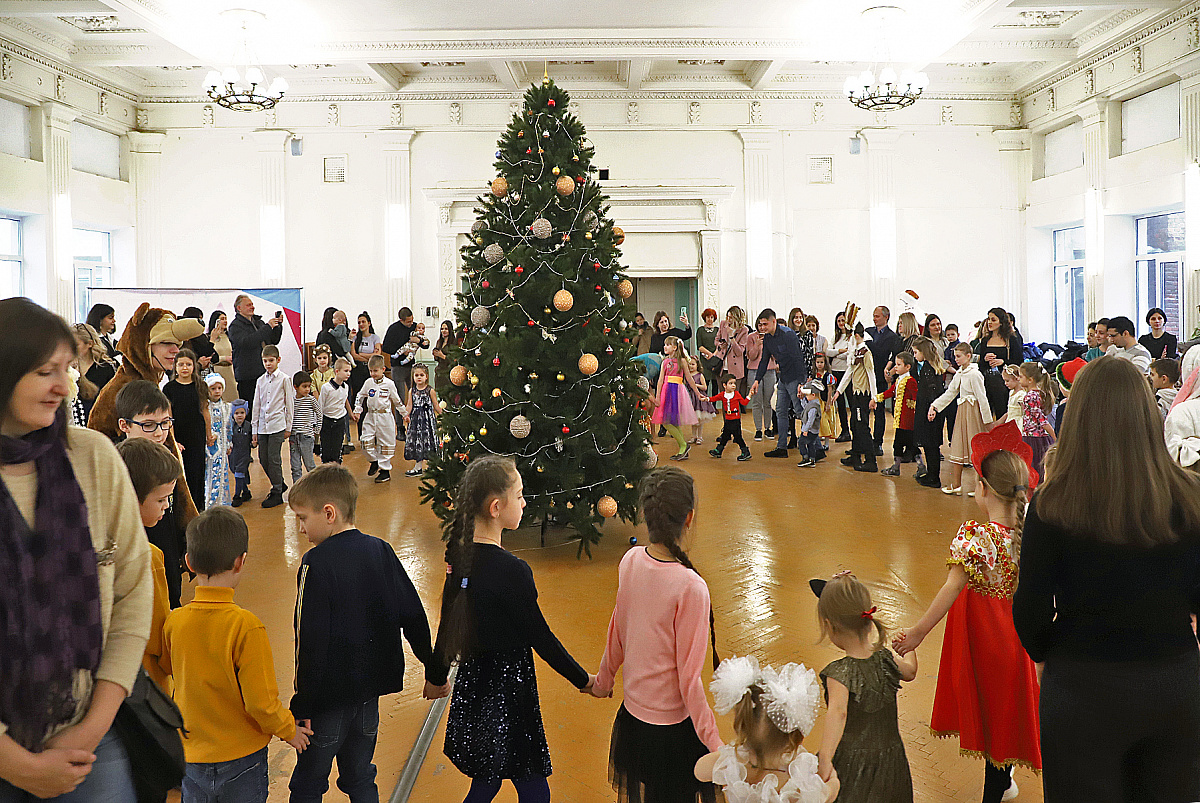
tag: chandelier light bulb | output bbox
[914,72,929,91]
[220,67,239,86]
[244,67,264,86]
[858,70,874,88]
[269,76,288,95]
[843,76,859,97]
[879,67,898,87]
[203,70,220,90]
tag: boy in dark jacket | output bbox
[230,399,253,507]
[286,465,441,803]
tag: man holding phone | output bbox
[228,293,283,408]
[748,308,808,457]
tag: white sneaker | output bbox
[1002,777,1019,801]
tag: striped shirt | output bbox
[291,394,320,438]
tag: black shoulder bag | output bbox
[112,668,187,802]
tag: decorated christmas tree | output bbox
[419,77,656,553]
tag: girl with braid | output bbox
[592,466,722,803]
[430,455,597,803]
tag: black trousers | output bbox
[982,763,1013,803]
[891,428,917,460]
[715,418,747,452]
[872,401,886,447]
[320,416,346,463]
[236,379,257,410]
[1040,649,1200,803]
[848,392,876,466]
[832,370,850,434]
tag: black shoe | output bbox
[855,462,878,473]
[753,431,763,442]
[231,495,244,508]
[915,466,928,479]
[404,467,423,476]
[737,451,752,461]
[764,448,789,458]
[709,447,723,458]
[875,445,884,456]
[765,427,776,439]
[374,469,391,483]
[881,465,900,476]
[797,458,817,468]
[343,444,356,453]
[262,492,283,508]
[841,455,857,466]
[658,426,667,438]
[367,461,378,476]
[917,475,942,488]
[835,432,852,443]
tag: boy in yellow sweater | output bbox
[160,506,311,802]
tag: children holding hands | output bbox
[355,354,402,483]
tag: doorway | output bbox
[632,277,698,350]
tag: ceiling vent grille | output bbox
[323,155,347,183]
[808,155,834,184]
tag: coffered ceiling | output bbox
[0,0,1187,100]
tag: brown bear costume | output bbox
[88,302,204,526]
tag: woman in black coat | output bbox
[910,337,945,489]
[648,310,692,354]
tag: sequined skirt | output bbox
[445,647,552,782]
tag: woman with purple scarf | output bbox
[0,298,151,802]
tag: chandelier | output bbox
[843,5,927,112]
[201,10,288,112]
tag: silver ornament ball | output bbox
[531,218,553,239]
[470,306,491,327]
[483,244,505,265]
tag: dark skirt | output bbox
[609,705,716,803]
[1023,434,1053,478]
[982,369,1009,421]
[445,647,551,782]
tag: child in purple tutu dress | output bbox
[652,336,703,460]
[687,355,717,445]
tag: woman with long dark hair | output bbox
[315,307,348,360]
[974,307,1023,420]
[350,312,380,438]
[828,310,852,441]
[431,320,457,398]
[1014,356,1200,801]
[85,303,119,361]
[207,310,237,402]
[0,297,151,801]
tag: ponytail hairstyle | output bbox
[1020,361,1055,415]
[816,572,888,650]
[977,450,1031,561]
[910,336,945,375]
[639,467,719,669]
[434,455,519,663]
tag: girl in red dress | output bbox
[892,422,1041,803]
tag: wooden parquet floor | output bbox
[201,417,1042,803]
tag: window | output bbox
[1053,227,1086,343]
[0,98,31,159]
[1044,122,1083,177]
[70,122,121,179]
[1122,83,1180,154]
[73,228,112,324]
[1135,212,1185,335]
[0,217,21,299]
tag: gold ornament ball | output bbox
[552,166,561,176]
[492,388,502,398]
[553,289,574,312]
[536,465,545,473]
[491,176,508,198]
[469,375,479,387]
[479,426,488,436]
[555,175,575,196]
[585,232,593,240]
[556,373,566,381]
[578,353,599,375]
[467,433,476,442]
[616,279,634,299]
[612,226,625,245]
[450,365,468,386]
[597,496,618,518]
[475,237,483,245]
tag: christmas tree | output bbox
[419,77,655,554]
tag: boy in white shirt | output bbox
[251,344,294,508]
[354,355,402,483]
[318,358,354,464]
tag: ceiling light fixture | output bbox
[201,9,288,112]
[843,6,927,112]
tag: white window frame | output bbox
[1052,226,1086,344]
[0,216,22,299]
[1134,212,1186,337]
[73,228,113,324]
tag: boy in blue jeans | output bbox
[287,465,444,802]
[797,382,823,468]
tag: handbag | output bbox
[112,668,186,802]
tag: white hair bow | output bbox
[710,656,822,736]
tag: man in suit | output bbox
[865,305,901,456]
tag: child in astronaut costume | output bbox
[354,354,402,483]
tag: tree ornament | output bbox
[492,356,501,367]
[612,226,625,245]
[643,446,658,469]
[442,434,452,444]
[483,244,505,264]
[518,130,525,138]
[597,496,618,518]
[490,177,508,197]
[578,353,598,375]
[576,176,584,184]
[526,148,532,154]
[544,307,552,315]
[595,284,602,291]
[468,433,476,442]
[536,464,545,473]
[527,320,536,327]
[509,415,532,438]
[471,220,487,235]
[470,306,491,327]
[474,400,483,409]
[538,148,544,154]
[583,210,599,231]
[514,266,523,274]
[510,192,521,204]
[562,425,570,435]
[531,218,553,239]
[542,131,550,138]
[556,373,566,381]
[593,260,601,269]
[474,237,484,246]
[548,98,556,107]
[479,426,487,436]
[450,365,468,386]
[492,388,501,398]
[542,75,551,87]
[616,279,634,298]
[555,175,575,196]
[529,371,538,379]
[552,166,561,176]
[606,345,614,355]
[553,289,574,312]
[573,155,580,162]
[585,232,593,240]
[469,374,480,387]
[481,280,490,289]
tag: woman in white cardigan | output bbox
[1166,345,1200,471]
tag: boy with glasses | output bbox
[116,380,190,607]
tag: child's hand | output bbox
[892,627,924,655]
[869,399,877,411]
[351,412,360,422]
[251,436,258,447]
[207,431,216,447]
[927,409,937,422]
[831,391,839,402]
[287,721,313,753]
[423,681,450,700]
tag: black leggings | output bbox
[832,371,850,433]
[848,392,876,466]
[982,763,1013,803]
[715,418,747,452]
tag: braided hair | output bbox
[433,455,518,663]
[978,450,1030,561]
[639,467,719,670]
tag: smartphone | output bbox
[679,306,687,319]
[275,310,282,319]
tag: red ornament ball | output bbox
[492,357,501,367]
[593,261,601,269]
[604,327,611,333]
[526,148,532,154]
[515,266,524,274]
[474,400,483,408]
[576,176,584,183]
[548,98,556,107]
[562,425,570,434]
[527,320,536,327]
[481,280,490,289]
[595,285,602,291]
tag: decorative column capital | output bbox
[993,129,1031,152]
[249,130,291,153]
[736,128,780,149]
[1077,96,1110,127]
[41,100,75,131]
[126,131,166,154]
[380,129,416,151]
[861,129,903,150]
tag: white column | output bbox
[251,131,289,287]
[1183,71,1200,338]
[126,132,166,287]
[436,204,458,322]
[42,101,74,318]
[1080,98,1110,321]
[382,130,416,316]
[995,130,1031,328]
[863,129,902,307]
[737,129,781,318]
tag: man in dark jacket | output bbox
[380,307,428,395]
[749,308,808,458]
[866,305,901,455]
[228,294,282,407]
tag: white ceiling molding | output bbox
[0,33,137,100]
